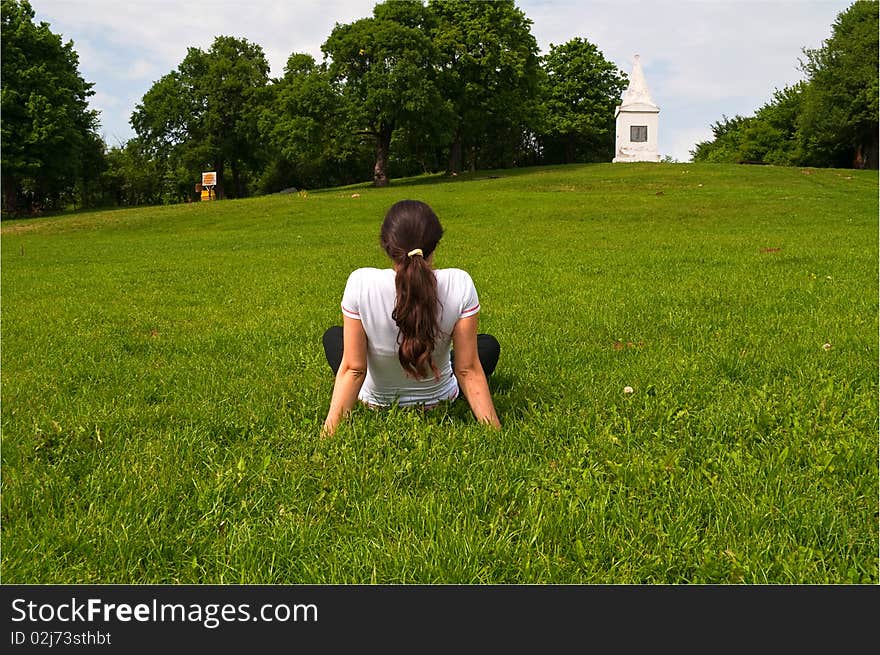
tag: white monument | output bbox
[613,54,660,163]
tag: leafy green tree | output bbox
[692,1,877,169]
[258,53,369,191]
[691,84,805,165]
[691,114,750,163]
[1,0,101,215]
[130,71,202,203]
[131,35,271,199]
[428,0,540,173]
[73,131,109,208]
[538,37,627,164]
[322,0,449,186]
[100,138,175,206]
[747,84,805,165]
[798,0,878,168]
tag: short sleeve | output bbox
[341,270,361,320]
[459,271,480,318]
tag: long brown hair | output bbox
[380,200,444,380]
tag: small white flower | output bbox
[822,343,832,351]
[623,386,634,394]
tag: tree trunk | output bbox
[468,145,477,172]
[2,174,17,217]
[231,162,241,199]
[565,136,575,164]
[855,133,878,170]
[373,124,392,187]
[867,137,879,170]
[214,161,225,199]
[448,129,462,174]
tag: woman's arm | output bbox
[451,314,501,429]
[322,315,368,437]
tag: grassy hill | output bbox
[1,162,877,583]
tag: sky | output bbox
[31,0,854,163]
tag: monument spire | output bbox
[620,54,657,109]
[612,54,661,163]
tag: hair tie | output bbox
[407,248,423,258]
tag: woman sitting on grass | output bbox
[322,199,501,436]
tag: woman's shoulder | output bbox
[436,267,472,277]
[347,267,393,283]
[436,268,475,284]
[436,268,478,298]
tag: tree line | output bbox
[691,0,878,169]
[2,0,876,218]
[1,0,627,215]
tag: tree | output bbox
[322,0,449,186]
[798,0,878,168]
[1,0,101,215]
[429,0,541,173]
[691,0,878,169]
[538,37,627,164]
[130,70,203,203]
[100,139,172,206]
[690,85,805,165]
[131,35,271,199]
[258,53,368,191]
[746,84,805,165]
[690,114,751,163]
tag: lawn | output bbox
[1,162,877,583]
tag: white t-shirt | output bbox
[341,267,481,407]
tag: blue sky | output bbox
[32,0,853,162]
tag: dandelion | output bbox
[623,386,634,394]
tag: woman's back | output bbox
[321,199,500,436]
[341,266,480,406]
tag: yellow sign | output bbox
[202,171,217,186]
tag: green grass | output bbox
[1,162,877,583]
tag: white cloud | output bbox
[120,58,163,82]
[35,0,375,78]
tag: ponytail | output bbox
[380,200,445,380]
[392,253,440,380]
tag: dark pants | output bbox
[322,326,500,377]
